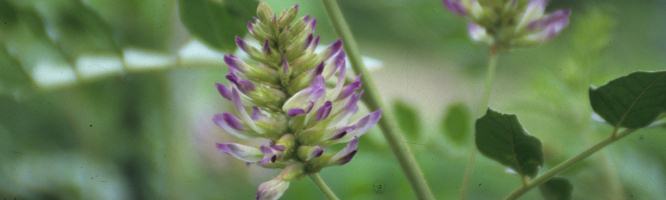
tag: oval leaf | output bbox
[539,177,573,200]
[589,71,666,129]
[179,0,257,51]
[441,102,471,144]
[475,109,543,177]
[392,99,421,139]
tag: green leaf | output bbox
[179,0,258,51]
[539,177,573,200]
[475,109,543,177]
[392,99,421,139]
[441,102,471,144]
[589,71,666,129]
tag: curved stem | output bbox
[504,128,636,200]
[459,50,499,200]
[309,173,341,200]
[320,0,436,199]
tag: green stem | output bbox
[309,173,341,200]
[459,50,499,200]
[320,0,436,199]
[503,128,636,200]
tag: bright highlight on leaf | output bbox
[475,109,543,178]
[589,71,666,129]
[539,177,573,200]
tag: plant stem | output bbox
[459,50,499,200]
[320,0,436,199]
[503,128,636,200]
[309,173,341,200]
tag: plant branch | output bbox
[309,173,341,200]
[503,128,637,200]
[459,50,499,200]
[320,0,436,199]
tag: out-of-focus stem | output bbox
[320,0,436,199]
[503,128,637,200]
[309,173,340,200]
[459,50,499,200]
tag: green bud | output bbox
[256,2,274,22]
[278,5,299,27]
[297,145,323,161]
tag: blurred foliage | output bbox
[0,0,664,199]
[392,99,422,140]
[441,102,472,145]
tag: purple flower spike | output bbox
[226,73,256,93]
[442,0,467,16]
[315,101,333,121]
[216,83,232,100]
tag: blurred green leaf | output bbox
[392,99,421,139]
[0,0,18,31]
[0,47,32,95]
[441,102,471,144]
[475,109,543,177]
[539,177,573,200]
[179,0,257,51]
[589,71,666,129]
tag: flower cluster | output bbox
[443,0,571,49]
[213,3,381,200]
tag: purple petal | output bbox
[247,21,255,34]
[216,142,262,162]
[287,108,306,117]
[313,62,325,76]
[324,40,343,59]
[528,9,571,31]
[330,137,360,165]
[256,179,289,200]
[349,110,382,137]
[315,101,333,121]
[271,144,286,151]
[235,36,248,51]
[312,146,324,158]
[442,0,467,16]
[226,73,256,93]
[312,36,321,49]
[213,113,248,138]
[304,34,314,48]
[251,107,265,120]
[224,55,242,72]
[262,40,271,54]
[338,76,362,100]
[216,83,232,100]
